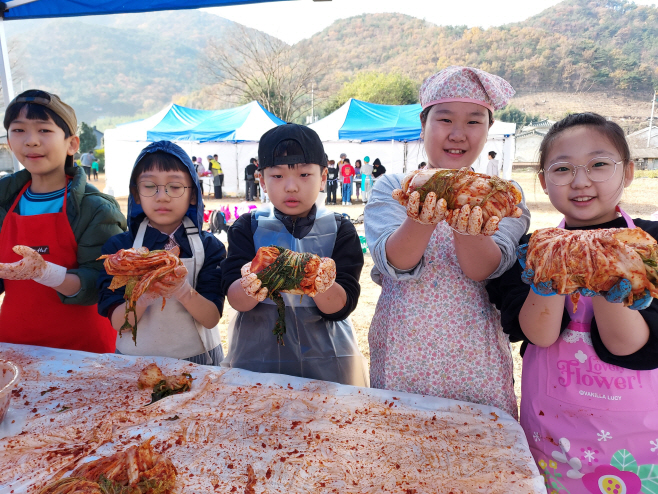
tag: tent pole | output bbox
[0,11,19,171]
[235,142,239,197]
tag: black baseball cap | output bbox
[258,123,327,169]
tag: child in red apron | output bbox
[487,113,658,493]
[0,90,126,353]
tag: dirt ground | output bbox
[82,173,658,409]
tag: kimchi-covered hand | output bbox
[312,257,336,295]
[0,245,67,287]
[240,261,269,302]
[517,244,559,296]
[581,279,653,310]
[393,168,522,234]
[393,189,448,225]
[137,264,190,308]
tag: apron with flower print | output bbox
[521,208,658,494]
[368,221,518,418]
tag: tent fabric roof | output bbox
[3,0,288,20]
[105,101,284,143]
[310,99,516,142]
[145,101,285,143]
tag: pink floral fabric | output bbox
[419,66,515,111]
[368,221,518,419]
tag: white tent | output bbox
[104,101,284,197]
[310,99,517,179]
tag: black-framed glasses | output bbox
[137,181,192,198]
[541,157,623,186]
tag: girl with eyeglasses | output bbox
[97,141,226,365]
[487,113,658,491]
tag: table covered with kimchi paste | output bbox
[0,343,545,493]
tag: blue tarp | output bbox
[3,0,288,20]
[145,101,285,142]
[339,100,422,142]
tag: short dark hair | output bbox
[4,89,74,168]
[488,151,497,158]
[271,139,327,169]
[192,156,196,162]
[129,151,196,203]
[538,113,630,173]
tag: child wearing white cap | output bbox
[364,66,530,418]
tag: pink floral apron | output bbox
[369,221,518,418]
[521,208,658,494]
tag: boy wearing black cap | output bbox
[221,124,368,387]
[0,89,126,353]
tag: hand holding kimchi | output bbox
[392,167,523,235]
[523,227,658,310]
[98,247,187,344]
[240,245,336,344]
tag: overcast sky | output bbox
[205,0,658,44]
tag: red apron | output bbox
[0,181,115,353]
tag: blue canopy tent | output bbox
[0,0,289,170]
[105,101,285,197]
[309,98,517,178]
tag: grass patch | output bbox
[635,170,658,179]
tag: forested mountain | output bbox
[5,10,272,122]
[4,0,656,124]
[303,0,658,95]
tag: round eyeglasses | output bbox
[137,181,192,198]
[542,157,623,186]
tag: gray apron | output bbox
[222,207,369,387]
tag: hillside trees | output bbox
[201,25,327,122]
[79,123,97,153]
[324,72,418,114]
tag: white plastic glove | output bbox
[392,190,448,225]
[0,245,67,288]
[312,258,336,296]
[447,205,500,236]
[239,261,268,302]
[136,264,189,308]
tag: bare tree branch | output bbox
[200,25,329,122]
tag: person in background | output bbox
[0,89,126,353]
[214,154,224,196]
[371,158,386,178]
[326,159,339,205]
[193,156,206,196]
[354,159,362,202]
[361,156,373,203]
[245,157,257,201]
[340,158,355,206]
[221,124,368,386]
[80,149,93,181]
[98,141,226,365]
[91,156,99,181]
[418,161,427,170]
[208,154,223,199]
[337,153,347,200]
[486,151,500,177]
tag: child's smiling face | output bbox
[260,163,327,218]
[421,101,490,170]
[134,168,196,234]
[539,125,634,227]
[7,107,78,178]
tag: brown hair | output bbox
[538,113,630,172]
